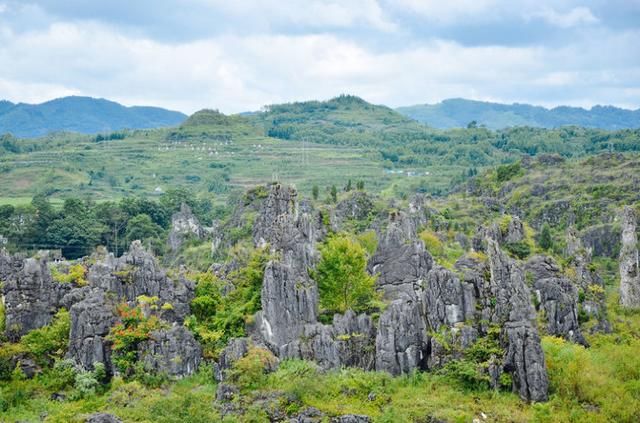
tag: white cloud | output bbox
[532,6,599,28]
[392,0,498,23]
[0,5,637,112]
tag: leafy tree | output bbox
[345,179,352,192]
[538,223,553,251]
[330,185,338,203]
[125,214,163,245]
[356,181,365,190]
[312,185,319,200]
[313,234,377,313]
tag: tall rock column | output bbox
[486,239,549,402]
[619,206,640,308]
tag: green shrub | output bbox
[504,241,531,259]
[107,304,162,378]
[227,347,278,391]
[51,264,88,286]
[20,308,70,365]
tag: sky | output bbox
[0,0,639,114]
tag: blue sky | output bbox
[0,0,638,113]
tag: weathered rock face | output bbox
[375,299,428,375]
[282,311,376,370]
[253,184,323,272]
[565,227,611,333]
[86,241,194,322]
[139,325,202,377]
[486,240,549,402]
[369,212,433,301]
[0,252,70,340]
[61,242,198,376]
[167,203,204,252]
[525,255,586,345]
[331,191,374,230]
[473,216,525,252]
[67,289,118,373]
[256,260,318,350]
[619,206,640,308]
[580,224,620,258]
[213,337,250,382]
[423,267,475,331]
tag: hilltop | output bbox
[397,98,640,130]
[0,96,187,138]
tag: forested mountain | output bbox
[397,98,640,130]
[0,96,187,137]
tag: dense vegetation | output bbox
[2,96,640,208]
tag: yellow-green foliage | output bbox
[51,264,88,287]
[419,229,465,269]
[228,347,278,391]
[356,230,378,256]
[540,335,640,422]
[498,214,513,234]
[419,229,444,256]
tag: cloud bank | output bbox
[0,0,638,113]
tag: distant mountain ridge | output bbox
[396,98,640,130]
[0,96,187,138]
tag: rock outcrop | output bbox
[0,252,70,340]
[619,206,640,308]
[67,289,118,372]
[368,211,433,301]
[167,203,205,252]
[525,255,586,345]
[486,240,549,402]
[139,325,202,377]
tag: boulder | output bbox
[213,337,250,382]
[86,413,122,423]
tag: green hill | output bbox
[397,98,640,130]
[0,96,187,138]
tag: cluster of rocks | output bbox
[1,241,201,378]
[4,182,636,410]
[246,184,550,402]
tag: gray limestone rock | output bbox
[66,289,118,374]
[619,206,640,308]
[213,337,250,382]
[167,203,204,252]
[139,325,202,377]
[256,260,318,348]
[525,255,586,345]
[85,413,122,423]
[375,299,428,375]
[369,212,433,301]
[0,252,70,340]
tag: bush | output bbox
[107,304,162,377]
[227,347,278,391]
[51,264,88,286]
[20,308,70,365]
[73,362,106,398]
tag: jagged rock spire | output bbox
[620,206,640,308]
